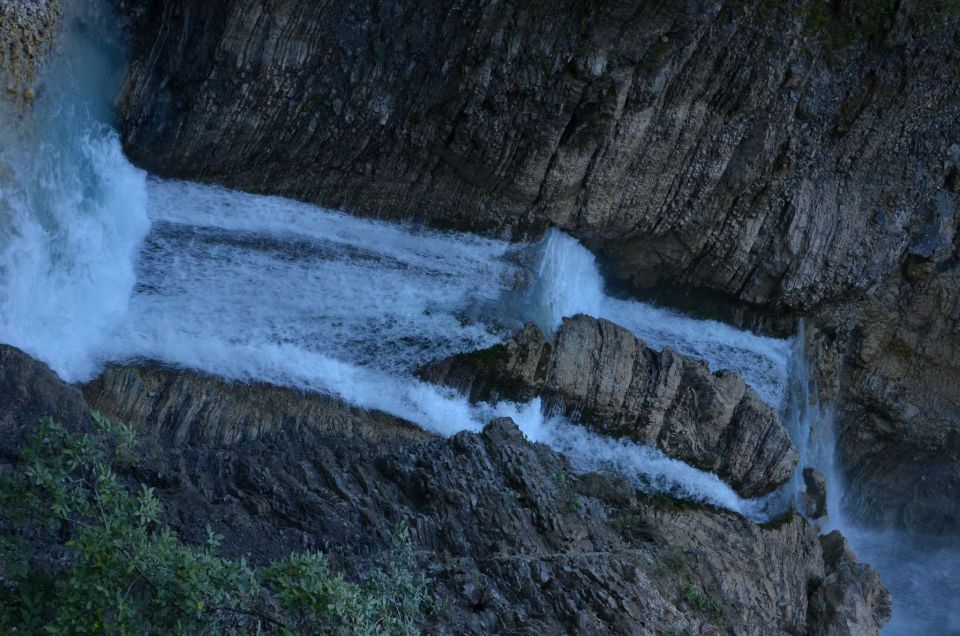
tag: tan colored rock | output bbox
[0,0,61,107]
[423,315,798,497]
[81,363,430,447]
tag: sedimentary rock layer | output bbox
[422,315,798,497]
[0,344,890,634]
[116,0,960,314]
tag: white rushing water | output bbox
[0,5,149,380]
[2,6,958,633]
[99,178,784,518]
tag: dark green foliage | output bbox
[0,415,431,635]
[682,584,731,633]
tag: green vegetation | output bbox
[551,469,582,515]
[0,415,431,635]
[682,584,731,632]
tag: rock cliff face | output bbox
[115,0,960,541]
[116,0,960,315]
[0,345,890,634]
[423,315,798,497]
[808,260,960,535]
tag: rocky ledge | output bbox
[0,344,890,634]
[422,315,798,498]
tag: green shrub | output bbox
[0,415,431,635]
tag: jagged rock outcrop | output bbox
[115,0,960,316]
[807,531,892,636]
[422,314,798,497]
[0,344,88,462]
[82,363,431,447]
[0,346,890,634]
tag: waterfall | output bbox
[0,3,150,381]
[5,8,957,633]
[95,178,780,518]
[794,340,960,634]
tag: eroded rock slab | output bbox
[81,363,431,447]
[423,315,798,497]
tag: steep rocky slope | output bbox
[422,315,798,498]
[0,344,890,634]
[808,261,960,534]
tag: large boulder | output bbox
[422,315,798,497]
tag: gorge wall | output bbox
[117,0,958,314]
[114,0,960,539]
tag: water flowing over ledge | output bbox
[2,7,957,633]
[108,178,789,520]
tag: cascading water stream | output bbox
[99,180,787,518]
[4,6,959,633]
[0,3,149,379]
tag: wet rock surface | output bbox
[807,531,892,636]
[808,261,960,535]
[115,0,960,316]
[803,467,828,520]
[0,345,889,634]
[423,315,798,497]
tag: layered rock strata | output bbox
[421,314,798,498]
[116,0,960,316]
[0,344,890,634]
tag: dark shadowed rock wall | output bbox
[116,0,960,315]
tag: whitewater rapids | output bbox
[2,5,957,631]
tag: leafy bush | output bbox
[0,415,431,635]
